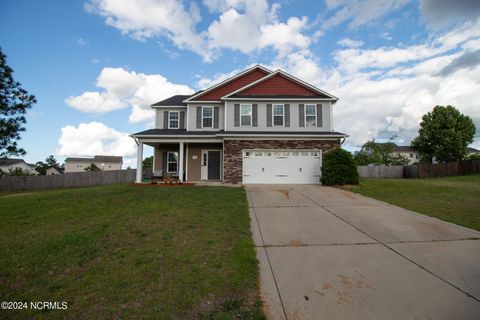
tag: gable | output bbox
[234,74,329,98]
[192,68,269,101]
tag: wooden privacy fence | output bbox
[357,165,403,178]
[404,160,480,178]
[0,169,137,192]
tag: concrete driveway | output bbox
[246,185,480,320]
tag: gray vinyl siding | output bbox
[224,101,332,131]
[187,103,224,131]
[155,107,187,129]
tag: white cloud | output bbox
[275,21,480,148]
[337,38,364,48]
[65,67,194,124]
[87,0,313,61]
[57,122,136,161]
[85,0,213,61]
[419,0,480,29]
[323,0,410,29]
[77,38,90,45]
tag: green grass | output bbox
[351,174,480,231]
[0,184,265,319]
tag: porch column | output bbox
[136,140,143,183]
[179,141,184,182]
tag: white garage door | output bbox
[243,150,322,184]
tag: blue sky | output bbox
[1,0,479,167]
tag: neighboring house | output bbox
[130,65,347,184]
[392,145,420,165]
[46,166,64,175]
[0,158,37,175]
[467,147,480,156]
[64,155,123,173]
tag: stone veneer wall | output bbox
[223,139,341,184]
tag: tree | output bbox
[321,148,359,185]
[45,155,58,167]
[411,106,476,163]
[35,161,47,175]
[0,47,37,157]
[353,136,410,166]
[142,156,153,167]
[84,163,101,172]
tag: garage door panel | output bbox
[243,150,322,184]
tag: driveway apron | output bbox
[246,185,480,320]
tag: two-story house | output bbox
[131,65,348,184]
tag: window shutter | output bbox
[316,104,323,127]
[234,104,240,127]
[179,111,185,129]
[267,104,272,127]
[284,104,290,127]
[196,106,202,128]
[299,104,305,127]
[162,152,167,174]
[252,104,258,127]
[214,107,219,128]
[164,111,169,129]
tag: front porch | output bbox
[135,139,223,183]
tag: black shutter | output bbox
[299,104,305,127]
[163,111,169,129]
[234,104,240,127]
[284,104,290,127]
[196,106,202,128]
[316,104,323,127]
[180,111,185,129]
[267,104,272,127]
[252,104,258,127]
[214,107,219,128]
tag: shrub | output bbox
[321,148,359,185]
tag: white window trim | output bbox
[272,104,284,127]
[305,104,317,127]
[240,104,252,126]
[167,151,178,173]
[202,106,214,128]
[168,111,180,129]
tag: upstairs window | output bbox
[305,104,317,127]
[169,111,179,129]
[202,106,213,128]
[240,104,252,126]
[273,104,284,126]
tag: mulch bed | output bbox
[130,182,196,187]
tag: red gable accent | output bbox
[237,74,319,97]
[193,68,269,101]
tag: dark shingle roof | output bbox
[64,157,94,162]
[151,95,191,107]
[467,147,479,152]
[0,158,25,166]
[93,155,123,163]
[131,129,347,137]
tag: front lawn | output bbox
[0,184,264,319]
[351,174,480,231]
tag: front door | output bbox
[201,150,221,180]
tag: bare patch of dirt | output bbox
[276,189,290,199]
[289,239,304,246]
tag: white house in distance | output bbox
[45,166,64,175]
[0,158,37,174]
[392,145,420,165]
[64,155,123,173]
